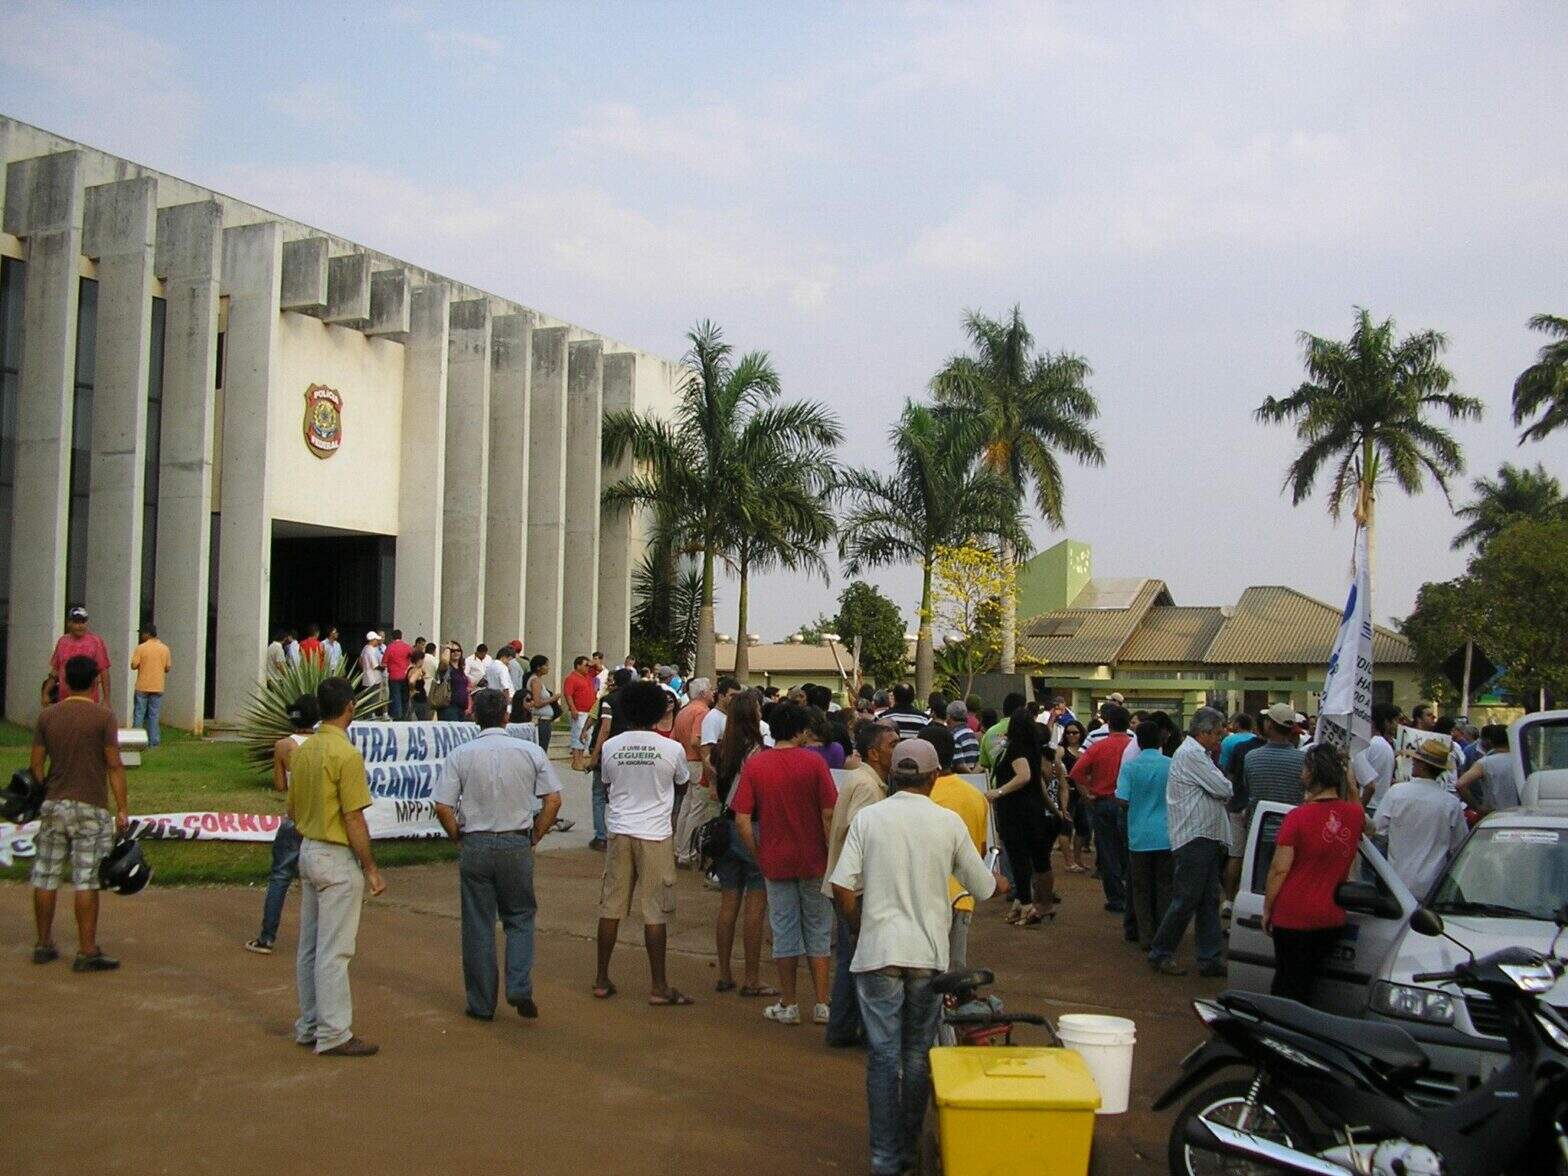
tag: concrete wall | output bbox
[270,313,404,534]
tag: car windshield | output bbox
[1430,826,1568,922]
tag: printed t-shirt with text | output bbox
[600,730,690,840]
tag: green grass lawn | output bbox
[0,722,456,885]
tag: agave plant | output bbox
[235,656,382,775]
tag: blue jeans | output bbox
[1149,837,1228,968]
[536,719,553,751]
[459,831,538,1016]
[591,768,608,842]
[826,910,863,1045]
[388,680,408,721]
[1091,797,1126,907]
[258,817,303,943]
[133,691,163,747]
[856,968,942,1175]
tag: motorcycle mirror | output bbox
[1410,908,1445,937]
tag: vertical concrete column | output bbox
[152,200,223,732]
[561,339,603,665]
[2,151,83,724]
[525,326,570,674]
[394,283,448,642]
[213,222,283,723]
[483,312,532,643]
[81,176,156,721]
[441,298,491,647]
[596,352,637,664]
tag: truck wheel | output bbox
[1167,1077,1311,1176]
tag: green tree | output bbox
[1451,462,1568,552]
[930,306,1105,675]
[931,544,1015,698]
[1256,307,1482,579]
[794,612,837,643]
[832,581,909,689]
[1513,314,1568,443]
[603,321,841,680]
[838,402,1027,696]
[1400,578,1478,705]
[629,539,703,670]
[1468,518,1568,708]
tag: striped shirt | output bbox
[881,708,930,740]
[1165,736,1233,850]
[951,725,981,771]
[1243,743,1305,812]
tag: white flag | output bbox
[1315,525,1373,755]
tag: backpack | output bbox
[691,812,731,870]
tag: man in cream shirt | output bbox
[830,738,1005,1176]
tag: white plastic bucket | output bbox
[1056,1014,1136,1115]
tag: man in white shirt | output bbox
[1354,702,1402,811]
[594,680,692,1007]
[698,676,773,776]
[1457,724,1521,815]
[358,633,385,715]
[1375,736,1469,900]
[830,738,1004,1176]
[464,644,492,689]
[484,645,516,703]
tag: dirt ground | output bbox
[3,824,1222,1174]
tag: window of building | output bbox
[64,277,98,609]
[0,257,25,702]
[141,296,166,622]
[1373,680,1395,707]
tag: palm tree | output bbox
[930,307,1105,674]
[1256,308,1482,576]
[602,321,841,680]
[1514,313,1568,443]
[1452,462,1568,551]
[839,402,1027,696]
[722,445,838,680]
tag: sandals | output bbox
[592,982,617,999]
[649,989,695,1007]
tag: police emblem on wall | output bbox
[303,384,343,459]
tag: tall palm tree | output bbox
[1451,462,1568,551]
[723,448,838,681]
[930,307,1105,674]
[1514,313,1568,443]
[602,321,841,680]
[839,402,1027,696]
[1256,308,1482,576]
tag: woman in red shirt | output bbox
[1262,744,1366,1006]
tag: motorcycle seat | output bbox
[1219,991,1429,1077]
[932,968,993,996]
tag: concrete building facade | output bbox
[0,116,678,730]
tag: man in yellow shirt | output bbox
[920,724,990,967]
[288,677,385,1057]
[129,624,172,747]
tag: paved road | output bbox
[4,767,1222,1174]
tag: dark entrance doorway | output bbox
[270,520,394,668]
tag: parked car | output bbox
[1226,708,1568,1103]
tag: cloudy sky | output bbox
[4,2,1565,642]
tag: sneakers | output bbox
[763,1001,801,1025]
[318,1036,379,1057]
[72,950,120,973]
[588,838,607,851]
[512,997,539,1019]
[812,1002,831,1025]
[1149,957,1188,977]
[244,938,274,954]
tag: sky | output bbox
[3,1,1565,642]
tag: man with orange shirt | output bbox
[670,679,715,858]
[1069,704,1133,913]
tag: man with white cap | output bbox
[1375,735,1468,900]
[830,737,1006,1176]
[358,633,385,716]
[1243,703,1307,817]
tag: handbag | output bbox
[692,813,732,868]
[429,671,453,710]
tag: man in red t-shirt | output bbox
[49,606,111,708]
[563,656,600,771]
[1069,704,1134,913]
[730,702,839,1027]
[381,630,413,721]
[297,624,324,667]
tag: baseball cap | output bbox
[509,639,523,653]
[68,606,89,622]
[1263,702,1306,728]
[889,738,939,780]
[365,630,382,641]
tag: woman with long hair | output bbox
[441,643,470,721]
[526,655,561,749]
[1057,720,1091,873]
[1263,744,1363,1007]
[712,691,776,997]
[988,711,1058,926]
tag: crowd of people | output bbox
[24,611,1520,1174]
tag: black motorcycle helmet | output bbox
[1,768,45,823]
[99,836,152,895]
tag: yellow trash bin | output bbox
[929,1047,1100,1176]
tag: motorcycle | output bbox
[1156,906,1568,1175]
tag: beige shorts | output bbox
[598,835,676,925]
[1228,810,1248,859]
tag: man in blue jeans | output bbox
[245,694,318,954]
[433,688,562,1019]
[830,738,1005,1176]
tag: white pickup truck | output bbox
[1227,708,1568,1104]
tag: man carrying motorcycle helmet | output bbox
[30,653,129,972]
